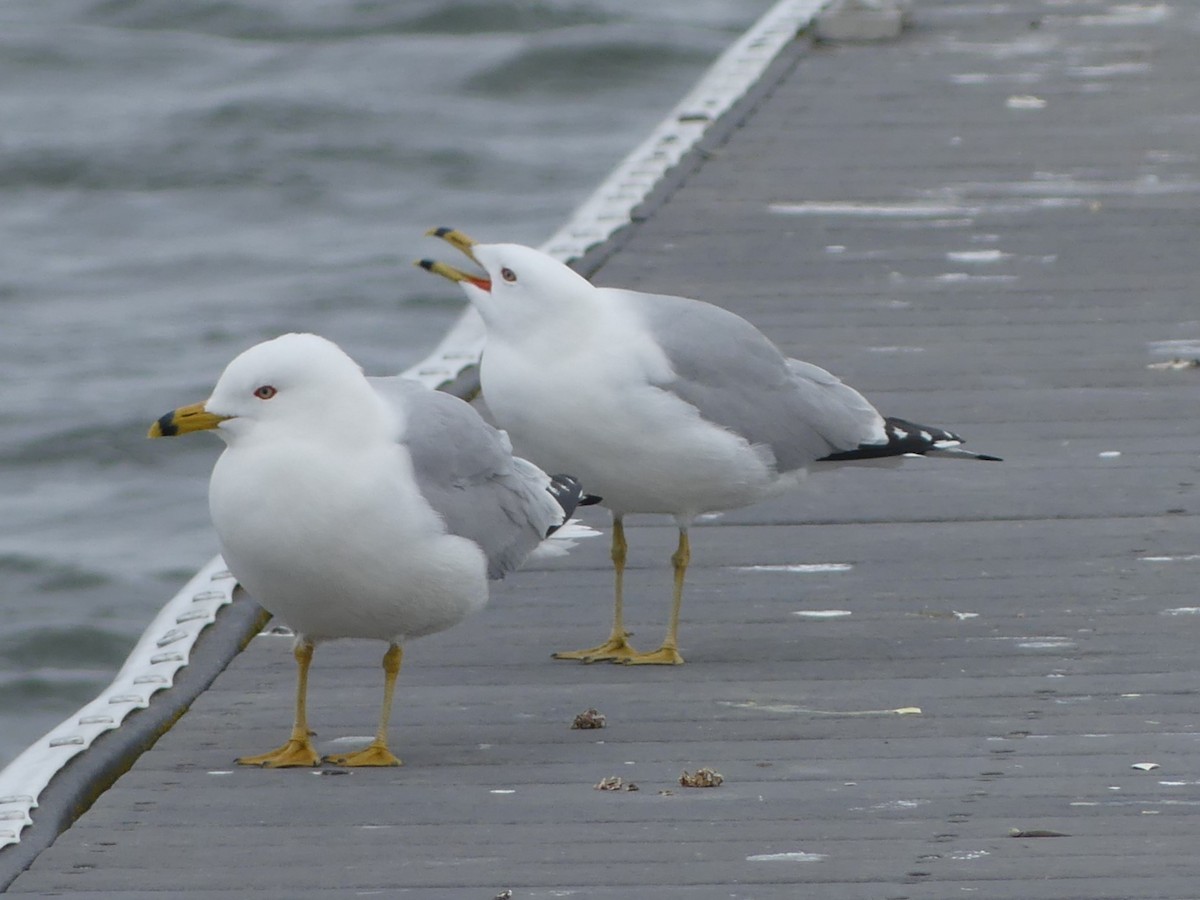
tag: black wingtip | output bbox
[820,416,1001,463]
[416,259,435,271]
[544,474,585,535]
[579,493,603,506]
[431,226,454,238]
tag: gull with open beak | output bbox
[418,229,1000,666]
[150,332,587,765]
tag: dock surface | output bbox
[9,1,1200,897]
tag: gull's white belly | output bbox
[210,443,489,643]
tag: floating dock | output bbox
[4,0,1200,896]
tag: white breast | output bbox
[209,438,489,643]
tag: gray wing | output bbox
[615,289,887,472]
[368,377,563,579]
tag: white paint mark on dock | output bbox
[946,249,1011,263]
[1006,94,1047,109]
[769,201,977,218]
[1098,450,1122,458]
[873,799,930,810]
[1018,639,1076,650]
[1078,3,1170,26]
[746,851,827,862]
[793,609,853,619]
[948,849,991,861]
[934,272,1019,283]
[989,635,1075,649]
[941,35,1057,61]
[735,562,852,573]
[1068,62,1152,78]
[952,72,1042,85]
[722,701,921,717]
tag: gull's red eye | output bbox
[500,267,517,283]
[254,385,277,400]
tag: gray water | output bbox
[0,0,769,766]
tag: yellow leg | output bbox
[554,515,639,662]
[324,644,403,767]
[624,528,687,665]
[238,640,322,767]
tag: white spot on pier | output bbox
[746,851,827,862]
[946,249,1011,263]
[1018,639,1076,650]
[769,201,977,218]
[735,563,853,573]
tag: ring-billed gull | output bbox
[419,229,1000,666]
[149,333,588,766]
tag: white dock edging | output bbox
[0,558,237,849]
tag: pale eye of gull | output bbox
[500,267,517,283]
[254,385,277,400]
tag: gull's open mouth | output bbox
[418,227,491,291]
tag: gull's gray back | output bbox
[619,290,886,473]
[368,377,559,579]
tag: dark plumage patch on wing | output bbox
[545,474,584,536]
[820,416,1002,462]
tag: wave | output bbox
[0,673,109,716]
[0,623,131,670]
[464,27,719,96]
[83,0,613,41]
[0,554,114,595]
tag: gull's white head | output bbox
[150,333,392,445]
[473,242,592,298]
[420,233,596,339]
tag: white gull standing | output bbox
[419,228,1000,666]
[149,333,587,766]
